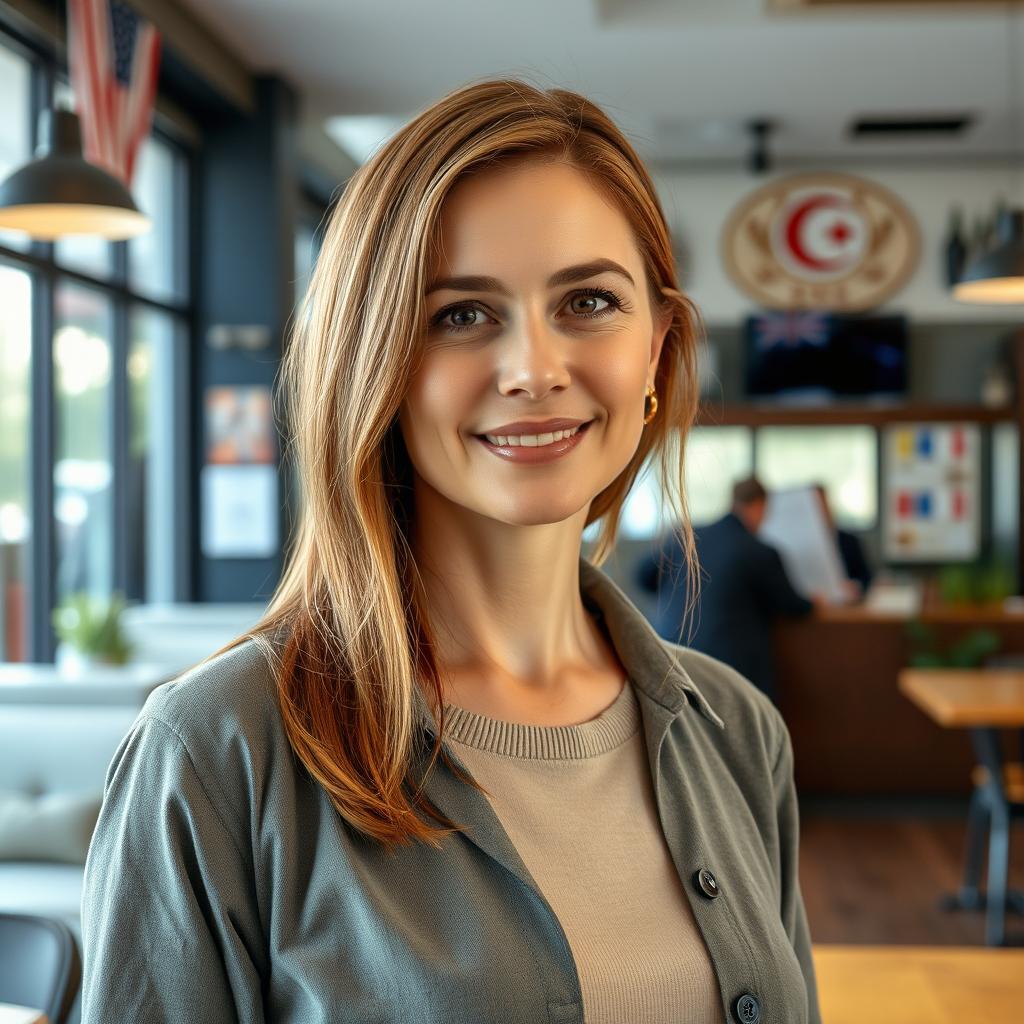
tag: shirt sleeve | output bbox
[771,717,822,1024]
[80,714,266,1023]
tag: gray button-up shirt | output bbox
[81,555,822,1023]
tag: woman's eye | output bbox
[450,308,489,328]
[568,293,611,316]
[432,305,495,333]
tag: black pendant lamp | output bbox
[953,5,1024,305]
[0,107,150,240]
[952,209,1024,304]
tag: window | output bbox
[756,426,877,530]
[53,283,114,604]
[0,39,30,253]
[129,136,187,303]
[0,265,31,660]
[0,32,193,660]
[685,426,754,525]
[128,307,183,602]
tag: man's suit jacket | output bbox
[636,512,813,701]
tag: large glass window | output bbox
[685,426,755,525]
[128,307,182,602]
[0,31,194,661]
[756,425,877,530]
[0,265,32,660]
[129,135,187,303]
[53,283,114,605]
[0,40,31,253]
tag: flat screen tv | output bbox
[744,311,908,400]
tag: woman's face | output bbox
[398,157,671,530]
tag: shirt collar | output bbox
[577,554,725,730]
[413,554,725,738]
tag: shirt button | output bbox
[733,993,761,1023]
[694,868,720,899]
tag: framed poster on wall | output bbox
[200,385,279,559]
[881,422,980,562]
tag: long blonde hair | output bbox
[200,77,704,852]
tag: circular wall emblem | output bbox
[721,172,919,311]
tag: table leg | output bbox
[972,727,1011,946]
[939,727,1024,943]
[956,785,988,909]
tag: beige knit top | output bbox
[443,679,726,1024]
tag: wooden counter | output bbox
[775,603,1024,796]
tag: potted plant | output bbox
[51,591,135,672]
[905,619,1001,669]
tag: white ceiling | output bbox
[176,0,1022,170]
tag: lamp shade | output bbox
[0,108,150,240]
[952,208,1024,304]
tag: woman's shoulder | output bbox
[135,634,286,781]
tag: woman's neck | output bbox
[411,505,626,723]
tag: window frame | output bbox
[0,25,196,661]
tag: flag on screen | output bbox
[67,0,161,187]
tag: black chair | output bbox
[0,914,81,1024]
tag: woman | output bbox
[81,78,822,1024]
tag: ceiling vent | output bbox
[848,114,974,138]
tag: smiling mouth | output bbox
[471,417,593,446]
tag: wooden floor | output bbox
[798,805,1024,946]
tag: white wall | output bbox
[653,162,1024,326]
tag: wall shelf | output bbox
[694,402,1017,428]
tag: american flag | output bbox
[67,0,161,187]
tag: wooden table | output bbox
[813,945,1024,1023]
[898,668,1024,946]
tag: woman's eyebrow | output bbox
[425,258,635,296]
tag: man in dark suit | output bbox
[636,476,823,704]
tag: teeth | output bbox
[484,425,581,448]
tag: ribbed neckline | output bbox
[442,679,640,760]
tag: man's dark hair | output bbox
[731,475,767,508]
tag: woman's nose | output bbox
[496,311,572,398]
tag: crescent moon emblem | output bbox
[784,194,856,273]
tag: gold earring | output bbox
[643,384,658,425]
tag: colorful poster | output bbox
[201,385,278,558]
[204,386,276,464]
[882,422,980,561]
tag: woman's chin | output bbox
[480,498,591,529]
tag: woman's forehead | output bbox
[429,161,640,284]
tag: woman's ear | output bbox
[648,306,672,382]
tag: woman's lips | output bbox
[475,420,593,464]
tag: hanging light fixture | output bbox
[952,209,1024,303]
[953,5,1024,304]
[0,106,150,240]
